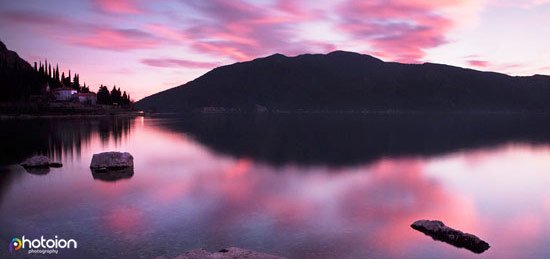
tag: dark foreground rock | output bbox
[411,220,490,254]
[48,162,63,168]
[156,247,285,259]
[20,155,62,168]
[90,152,133,171]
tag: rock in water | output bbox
[49,162,63,168]
[411,220,490,254]
[21,155,50,168]
[91,169,134,182]
[90,152,134,171]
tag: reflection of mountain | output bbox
[160,113,550,166]
[0,117,135,165]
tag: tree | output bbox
[55,64,59,81]
[121,91,130,106]
[111,86,121,104]
[73,73,80,90]
[97,85,112,104]
[81,83,89,93]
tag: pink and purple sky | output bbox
[0,0,549,100]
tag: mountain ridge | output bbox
[136,51,550,113]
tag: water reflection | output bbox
[23,167,51,175]
[157,113,550,166]
[91,168,134,182]
[0,115,549,258]
[0,117,135,165]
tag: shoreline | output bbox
[0,111,143,119]
[0,102,142,119]
[143,109,550,116]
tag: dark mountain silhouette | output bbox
[0,40,133,106]
[136,51,550,112]
[0,40,43,101]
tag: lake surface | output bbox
[1,114,550,258]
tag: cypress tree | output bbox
[55,64,60,81]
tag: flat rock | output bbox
[49,162,63,168]
[21,155,50,168]
[90,152,134,171]
[157,247,285,259]
[411,220,490,254]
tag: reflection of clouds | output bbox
[124,149,481,257]
[485,214,544,259]
[103,206,147,235]
[425,144,550,258]
[5,118,550,258]
[83,122,489,257]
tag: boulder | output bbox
[21,155,50,168]
[90,152,134,171]
[411,220,490,254]
[163,247,285,259]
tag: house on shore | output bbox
[73,92,97,105]
[52,87,77,101]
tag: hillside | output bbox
[0,40,43,101]
[136,51,550,113]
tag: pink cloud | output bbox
[91,0,143,14]
[181,0,322,61]
[468,60,490,67]
[0,10,85,30]
[72,28,160,51]
[140,58,219,69]
[336,0,467,62]
[0,9,161,51]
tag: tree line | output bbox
[34,59,90,93]
[96,85,132,106]
[34,59,132,106]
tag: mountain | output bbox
[137,51,550,112]
[0,40,43,101]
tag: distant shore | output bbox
[0,102,142,119]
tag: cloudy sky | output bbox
[0,0,549,100]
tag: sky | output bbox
[0,0,549,100]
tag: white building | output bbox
[52,87,77,101]
[73,92,97,105]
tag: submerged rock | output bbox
[91,168,134,182]
[156,247,285,259]
[24,167,51,175]
[20,155,50,168]
[20,156,63,168]
[411,220,490,254]
[90,152,134,171]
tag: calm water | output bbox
[1,114,550,258]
